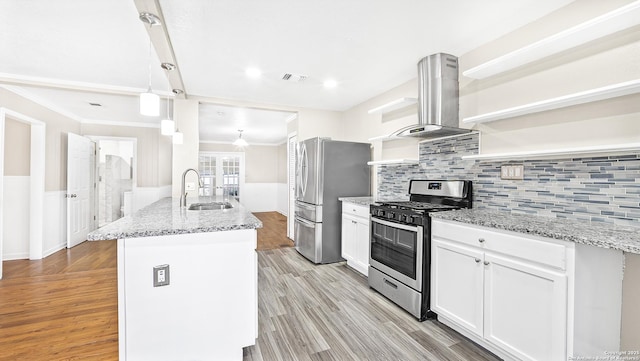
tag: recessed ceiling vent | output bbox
[282,73,308,82]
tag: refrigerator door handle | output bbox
[300,143,308,197]
[295,201,316,211]
[295,216,316,228]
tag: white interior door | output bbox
[67,133,94,248]
[287,133,297,239]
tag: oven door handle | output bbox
[371,217,420,232]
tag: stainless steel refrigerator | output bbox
[294,137,371,264]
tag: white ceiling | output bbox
[0,0,574,145]
[199,103,293,145]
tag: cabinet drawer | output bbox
[432,219,567,270]
[342,203,370,219]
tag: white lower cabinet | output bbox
[341,203,370,276]
[483,253,567,361]
[431,241,484,337]
[431,219,624,361]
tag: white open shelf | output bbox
[367,97,417,114]
[462,142,640,161]
[463,0,640,79]
[367,159,419,166]
[462,79,640,124]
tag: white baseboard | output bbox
[3,251,30,260]
[43,244,66,258]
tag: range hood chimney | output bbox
[393,53,471,139]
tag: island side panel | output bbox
[118,230,257,361]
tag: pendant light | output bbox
[160,96,175,135]
[233,130,248,147]
[139,13,160,116]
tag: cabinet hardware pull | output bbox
[478,238,485,243]
[383,278,398,289]
[475,258,481,263]
[484,261,490,265]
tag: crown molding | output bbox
[0,72,173,97]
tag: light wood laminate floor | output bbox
[244,247,500,361]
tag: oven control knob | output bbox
[377,209,385,217]
[386,212,395,219]
[405,215,414,223]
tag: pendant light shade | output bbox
[139,15,160,116]
[232,130,249,147]
[140,91,160,116]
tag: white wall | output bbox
[242,183,279,213]
[43,190,67,257]
[2,176,30,259]
[199,143,288,213]
[297,108,345,141]
[458,0,640,154]
[133,185,172,212]
[276,183,288,215]
[172,99,199,198]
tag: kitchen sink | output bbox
[188,202,233,211]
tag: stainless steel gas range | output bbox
[368,179,472,321]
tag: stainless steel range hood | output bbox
[393,53,471,139]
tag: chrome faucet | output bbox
[180,168,204,207]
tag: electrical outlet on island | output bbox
[153,265,170,287]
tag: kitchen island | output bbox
[88,196,262,361]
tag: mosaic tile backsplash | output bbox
[377,132,640,226]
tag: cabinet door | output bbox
[341,214,357,263]
[484,253,567,361]
[431,239,484,337]
[353,217,370,276]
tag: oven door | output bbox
[370,217,424,291]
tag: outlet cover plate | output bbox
[153,264,170,287]
[501,164,524,180]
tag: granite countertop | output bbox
[431,208,640,254]
[87,196,262,241]
[338,196,378,207]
